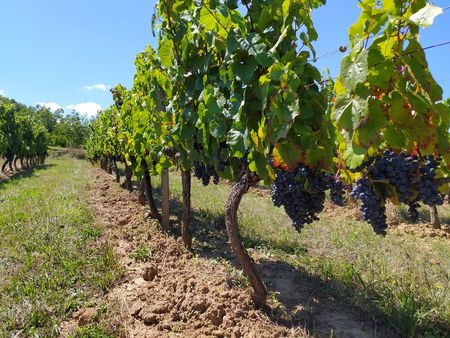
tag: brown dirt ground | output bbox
[59,167,398,338]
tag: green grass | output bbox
[0,158,122,337]
[70,324,112,338]
[154,171,450,337]
[297,218,450,337]
[130,244,153,262]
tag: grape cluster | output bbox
[217,142,229,172]
[367,150,418,203]
[350,178,387,235]
[193,161,219,186]
[350,152,445,233]
[418,156,443,206]
[328,179,345,206]
[271,166,327,231]
[217,157,226,172]
[407,202,420,223]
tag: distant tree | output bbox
[35,106,59,133]
[45,110,90,148]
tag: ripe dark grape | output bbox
[418,156,443,206]
[407,202,420,223]
[367,150,418,203]
[328,179,345,206]
[216,149,228,172]
[350,178,387,235]
[218,158,226,172]
[271,166,327,231]
[193,161,219,186]
[193,161,204,180]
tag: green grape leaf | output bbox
[231,57,258,84]
[227,30,240,53]
[383,126,407,149]
[353,99,387,148]
[267,118,293,144]
[343,143,367,169]
[340,49,368,92]
[227,128,246,155]
[333,94,368,131]
[269,63,284,81]
[158,38,174,69]
[249,151,273,183]
[238,33,275,67]
[367,46,394,90]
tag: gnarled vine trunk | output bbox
[181,169,192,249]
[430,206,441,229]
[124,161,133,192]
[13,156,19,171]
[225,171,267,305]
[107,157,113,175]
[141,159,161,222]
[1,159,9,173]
[100,158,107,171]
[138,179,146,205]
[113,158,120,183]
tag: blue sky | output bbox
[0,1,449,117]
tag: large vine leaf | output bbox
[340,49,368,92]
[409,3,443,28]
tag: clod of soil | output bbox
[74,308,97,326]
[143,265,158,281]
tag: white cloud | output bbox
[36,102,63,112]
[83,83,111,92]
[66,102,102,117]
[0,89,5,96]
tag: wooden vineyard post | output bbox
[161,168,170,231]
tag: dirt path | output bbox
[60,167,397,337]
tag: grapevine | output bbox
[0,96,50,171]
[84,0,450,306]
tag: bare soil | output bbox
[60,167,398,338]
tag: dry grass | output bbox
[49,147,86,160]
